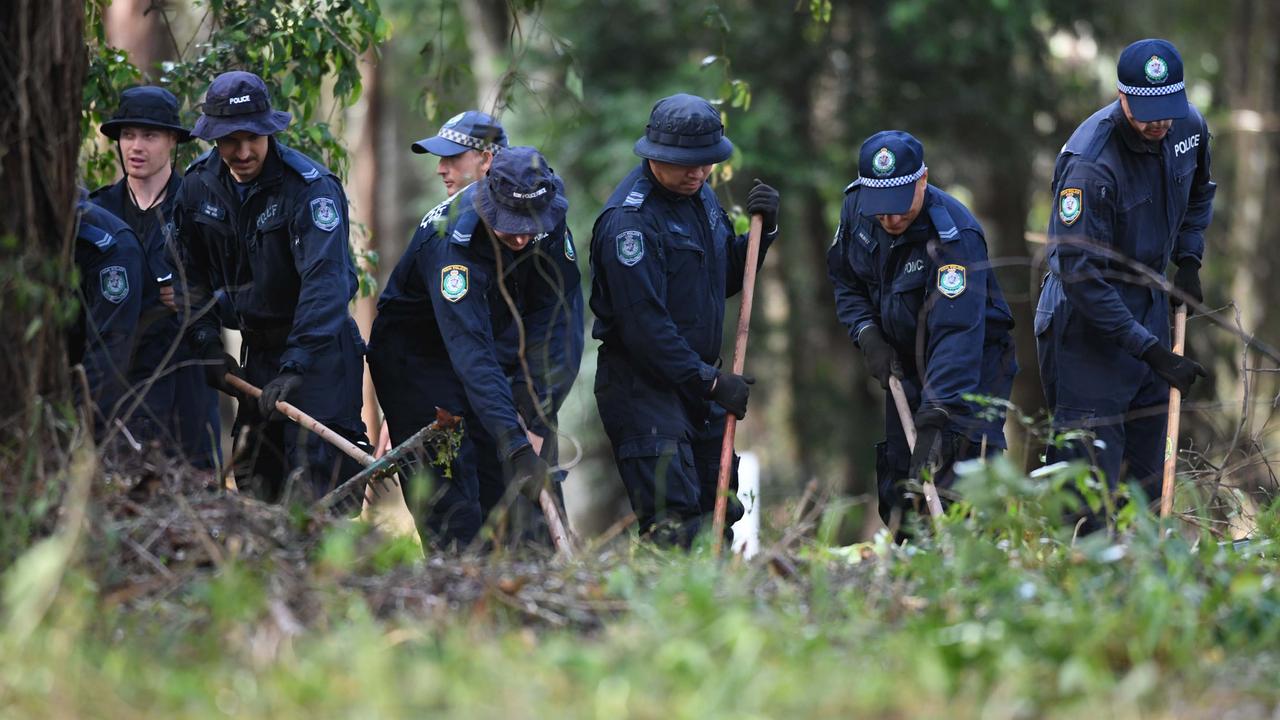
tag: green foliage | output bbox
[83,0,387,186]
[4,468,1280,717]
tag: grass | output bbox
[1,457,1278,719]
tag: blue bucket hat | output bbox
[191,71,292,141]
[411,110,508,157]
[473,146,569,236]
[1117,38,1188,122]
[856,130,927,217]
[633,93,734,166]
[100,86,192,143]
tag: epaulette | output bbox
[928,203,961,243]
[622,175,651,211]
[1062,105,1116,162]
[78,221,117,252]
[843,177,861,194]
[280,146,327,184]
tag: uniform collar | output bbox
[1111,102,1163,155]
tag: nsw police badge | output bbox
[616,230,644,267]
[100,265,130,304]
[564,233,577,262]
[872,147,896,177]
[937,264,966,299]
[1058,187,1082,227]
[440,264,469,302]
[310,196,341,232]
[1145,55,1169,83]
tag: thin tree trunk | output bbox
[348,49,384,441]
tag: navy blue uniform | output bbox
[589,163,776,545]
[71,199,144,440]
[368,183,583,548]
[176,139,368,500]
[91,173,222,468]
[1036,100,1215,490]
[827,184,1017,522]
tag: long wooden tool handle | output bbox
[539,489,574,558]
[712,214,765,556]
[889,375,944,519]
[1160,305,1188,519]
[226,374,376,468]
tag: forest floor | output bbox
[1,450,1278,719]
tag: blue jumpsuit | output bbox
[176,140,368,500]
[71,198,145,442]
[589,162,776,546]
[367,182,583,548]
[1036,100,1215,492]
[91,173,222,468]
[827,184,1017,524]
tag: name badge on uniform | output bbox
[1058,188,1082,227]
[200,202,224,220]
[937,264,966,299]
[440,264,469,302]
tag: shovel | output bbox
[889,376,945,520]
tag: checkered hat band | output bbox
[858,165,926,189]
[437,127,500,153]
[1116,80,1185,97]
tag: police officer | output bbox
[177,70,369,502]
[827,131,1017,527]
[70,193,144,444]
[406,113,583,544]
[367,146,577,550]
[91,86,222,469]
[1037,39,1214,504]
[410,110,508,196]
[589,93,780,548]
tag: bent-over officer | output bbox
[1036,38,1214,510]
[367,146,579,550]
[177,70,369,501]
[827,130,1017,527]
[589,93,780,548]
[91,86,222,468]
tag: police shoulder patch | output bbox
[937,264,966,299]
[564,232,577,262]
[100,265,130,304]
[1058,188,1082,227]
[440,264,469,302]
[310,196,341,232]
[616,230,644,267]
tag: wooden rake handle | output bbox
[711,215,765,556]
[226,374,375,467]
[889,376,945,520]
[1160,305,1188,519]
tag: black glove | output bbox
[507,445,552,502]
[258,371,304,418]
[858,325,903,390]
[199,342,242,395]
[908,407,952,480]
[746,179,780,232]
[1173,261,1202,308]
[710,371,755,420]
[1142,343,1207,394]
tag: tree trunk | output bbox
[0,0,87,479]
[104,0,170,79]
[348,49,384,442]
[458,0,511,112]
